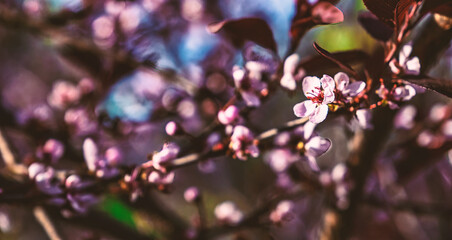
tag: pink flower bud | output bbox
[214,201,243,225]
[218,105,239,125]
[78,78,95,95]
[184,187,200,202]
[43,139,64,163]
[165,121,179,136]
[105,147,122,166]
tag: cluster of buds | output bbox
[124,143,179,200]
[229,125,259,160]
[233,61,271,107]
[269,200,295,225]
[83,139,122,179]
[394,103,452,149]
[47,79,95,110]
[36,139,65,164]
[318,163,352,210]
[28,163,98,214]
[214,201,243,225]
[374,80,417,109]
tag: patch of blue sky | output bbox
[104,75,154,122]
[46,0,83,12]
[177,24,219,66]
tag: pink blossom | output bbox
[293,75,335,123]
[42,139,65,163]
[376,82,417,109]
[165,121,179,136]
[392,85,416,102]
[184,187,200,202]
[280,54,301,90]
[105,147,122,166]
[265,149,298,173]
[356,109,373,129]
[304,136,332,171]
[151,143,180,171]
[229,125,259,160]
[83,138,98,172]
[389,44,421,75]
[217,105,239,125]
[48,81,81,109]
[214,201,243,225]
[334,72,366,98]
[428,104,449,123]
[394,105,417,129]
[148,171,175,185]
[269,200,294,224]
[233,63,268,107]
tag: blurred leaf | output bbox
[298,49,369,74]
[207,17,278,53]
[312,42,360,78]
[362,0,399,27]
[289,0,343,53]
[402,75,452,98]
[358,11,394,41]
[100,196,136,228]
[421,0,452,17]
[312,2,344,24]
[395,0,416,31]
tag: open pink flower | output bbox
[293,75,335,123]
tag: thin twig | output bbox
[0,128,27,176]
[33,206,63,240]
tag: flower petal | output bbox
[402,85,416,101]
[83,138,98,172]
[334,72,349,92]
[302,76,321,97]
[400,44,413,66]
[241,91,261,107]
[306,155,320,172]
[309,104,328,123]
[321,74,335,92]
[321,75,335,104]
[284,54,300,75]
[356,109,373,129]
[343,81,366,96]
[303,121,317,140]
[394,105,416,130]
[280,73,297,90]
[233,66,245,87]
[293,100,316,118]
[305,136,332,157]
[405,57,420,75]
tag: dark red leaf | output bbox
[395,0,416,30]
[358,11,394,41]
[312,42,360,79]
[298,50,369,74]
[402,75,452,98]
[363,0,399,27]
[421,0,452,17]
[207,18,278,53]
[311,2,344,24]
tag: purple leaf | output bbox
[402,75,452,98]
[207,18,278,53]
[358,11,394,41]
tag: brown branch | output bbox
[33,206,64,240]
